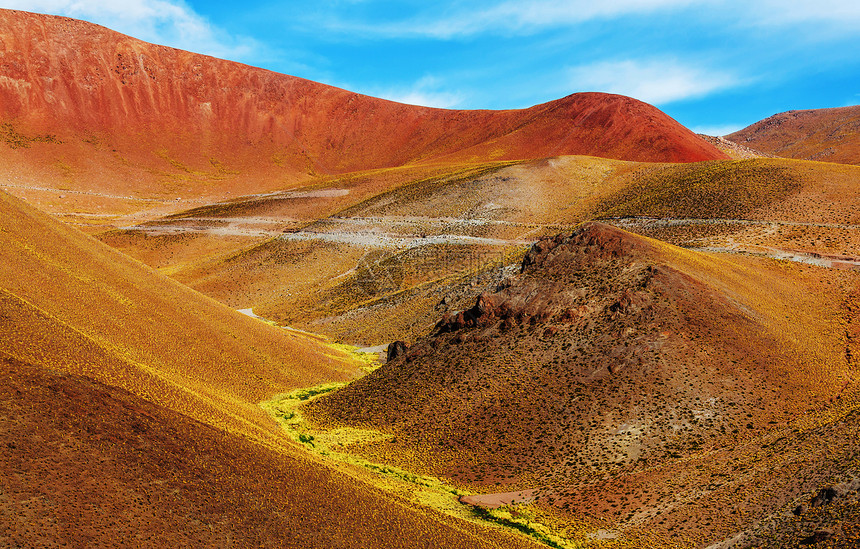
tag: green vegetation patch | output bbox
[287,381,346,402]
[471,506,576,549]
[323,342,381,373]
[596,159,801,220]
[261,377,584,548]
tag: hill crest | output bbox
[0,8,724,196]
[728,105,860,165]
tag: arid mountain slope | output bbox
[591,158,860,273]
[696,134,774,159]
[727,105,860,164]
[0,9,724,222]
[309,223,852,473]
[0,190,544,548]
[0,356,545,549]
[105,156,638,344]
[307,222,860,545]
[106,156,860,347]
[0,188,358,442]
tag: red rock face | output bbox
[0,8,725,183]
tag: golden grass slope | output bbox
[592,158,860,266]
[0,188,360,443]
[0,189,548,548]
[1,356,548,549]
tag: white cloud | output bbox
[567,59,740,105]
[316,0,860,41]
[751,0,860,26]
[0,0,259,61]
[364,76,465,109]
[327,0,699,39]
[381,90,464,109]
[472,0,698,32]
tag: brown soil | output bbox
[727,105,860,165]
[696,134,775,159]
[307,222,860,546]
[0,355,544,549]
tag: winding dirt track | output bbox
[120,214,540,246]
[604,216,860,269]
[607,216,860,231]
[121,212,860,269]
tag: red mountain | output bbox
[727,105,860,165]
[0,9,725,199]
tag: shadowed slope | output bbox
[0,9,724,221]
[0,356,546,549]
[727,105,860,165]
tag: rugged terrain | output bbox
[100,156,860,348]
[3,7,860,549]
[0,8,724,230]
[728,105,860,165]
[0,187,545,548]
[307,223,860,547]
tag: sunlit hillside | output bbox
[3,6,860,549]
[0,188,547,548]
[0,8,723,231]
[728,105,860,165]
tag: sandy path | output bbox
[607,216,860,231]
[691,246,860,269]
[121,212,536,247]
[458,489,537,509]
[603,216,860,270]
[277,230,532,248]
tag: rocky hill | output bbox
[307,222,860,545]
[727,106,860,164]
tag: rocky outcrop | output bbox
[435,222,660,338]
[386,341,409,362]
[794,478,860,516]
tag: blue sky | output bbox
[4,0,860,134]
